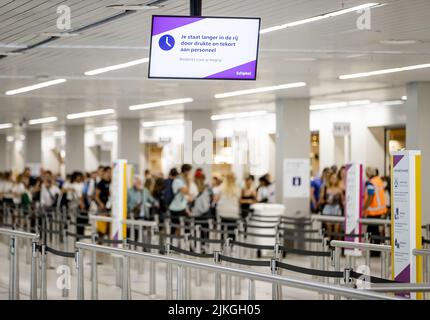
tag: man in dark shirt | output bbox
[95,166,111,211]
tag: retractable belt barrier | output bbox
[170,245,213,258]
[219,254,271,267]
[43,245,76,258]
[324,231,365,238]
[231,240,275,251]
[279,245,331,257]
[187,236,224,244]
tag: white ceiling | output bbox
[1,0,430,131]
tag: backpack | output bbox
[162,178,175,207]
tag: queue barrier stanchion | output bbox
[9,236,19,300]
[224,238,233,300]
[40,244,47,300]
[176,263,184,300]
[76,248,84,300]
[214,251,222,300]
[165,243,173,300]
[91,233,98,300]
[195,224,202,287]
[30,239,38,300]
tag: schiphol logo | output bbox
[159,34,175,51]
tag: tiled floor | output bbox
[0,236,385,300]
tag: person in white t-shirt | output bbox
[40,171,61,210]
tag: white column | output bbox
[65,125,85,173]
[117,119,140,172]
[25,129,42,166]
[184,109,213,180]
[275,98,310,216]
[406,82,430,224]
[0,134,6,171]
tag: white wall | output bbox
[310,104,406,173]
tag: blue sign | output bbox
[159,34,175,51]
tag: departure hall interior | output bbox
[0,0,430,308]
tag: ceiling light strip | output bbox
[67,108,115,120]
[85,58,149,76]
[129,98,193,111]
[214,82,306,99]
[5,79,66,95]
[28,116,58,125]
[339,63,430,79]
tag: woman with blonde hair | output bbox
[214,173,240,237]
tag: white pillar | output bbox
[406,82,430,224]
[117,119,140,172]
[275,98,310,216]
[65,125,85,173]
[0,134,6,171]
[25,129,42,166]
[184,110,213,180]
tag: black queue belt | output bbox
[370,234,392,242]
[214,221,240,227]
[127,240,165,252]
[249,218,280,223]
[100,238,124,245]
[423,238,430,244]
[279,245,331,257]
[231,240,275,251]
[239,231,277,238]
[45,245,76,258]
[276,261,343,278]
[279,221,313,226]
[169,245,214,258]
[187,236,224,244]
[280,227,320,234]
[218,255,271,267]
[200,227,236,235]
[155,231,185,239]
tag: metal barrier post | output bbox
[334,246,341,300]
[91,233,98,300]
[165,243,173,300]
[122,254,130,300]
[76,248,84,300]
[30,239,38,300]
[271,258,278,300]
[184,233,191,300]
[179,217,185,248]
[40,244,47,300]
[208,219,214,253]
[138,225,144,274]
[195,224,202,287]
[149,254,156,297]
[177,265,184,300]
[214,251,222,300]
[248,278,256,300]
[224,238,232,300]
[9,236,19,300]
[234,228,241,296]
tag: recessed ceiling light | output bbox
[339,63,430,79]
[310,100,370,110]
[380,39,418,45]
[5,79,66,95]
[401,95,407,101]
[41,32,81,38]
[6,136,14,142]
[0,123,13,130]
[53,131,66,137]
[380,100,404,106]
[84,58,149,76]
[129,98,193,111]
[214,82,306,99]
[67,108,115,120]
[260,3,380,34]
[106,4,160,10]
[28,116,58,125]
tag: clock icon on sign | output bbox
[159,34,175,51]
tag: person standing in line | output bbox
[310,170,322,213]
[94,166,112,239]
[168,164,193,235]
[214,173,240,239]
[363,166,388,247]
[240,175,257,219]
[319,171,344,237]
[40,171,61,211]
